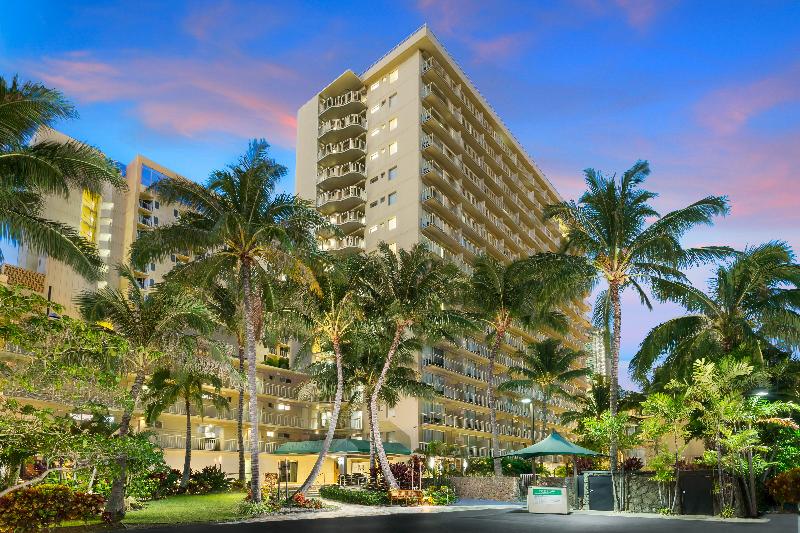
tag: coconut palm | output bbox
[142,353,230,488]
[560,375,643,430]
[0,75,124,279]
[537,160,729,504]
[632,241,800,385]
[130,139,328,502]
[76,265,218,520]
[357,242,468,489]
[463,254,584,476]
[500,339,589,444]
[290,258,363,495]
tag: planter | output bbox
[782,502,798,513]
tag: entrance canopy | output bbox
[500,430,601,459]
[272,438,412,456]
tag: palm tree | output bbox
[560,375,643,430]
[358,243,467,489]
[290,257,363,495]
[142,353,230,488]
[0,75,124,279]
[632,241,800,385]
[500,339,589,450]
[537,160,729,504]
[76,265,218,520]
[464,254,582,476]
[130,140,328,502]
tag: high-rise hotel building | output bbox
[296,26,589,457]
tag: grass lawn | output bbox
[58,492,245,530]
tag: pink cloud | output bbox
[468,33,528,63]
[31,53,302,147]
[695,63,800,135]
[416,0,475,36]
[613,0,662,30]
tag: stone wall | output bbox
[449,476,520,502]
[625,473,670,513]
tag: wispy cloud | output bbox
[695,63,800,135]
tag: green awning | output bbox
[500,430,602,458]
[272,438,412,456]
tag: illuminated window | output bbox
[371,128,380,136]
[389,142,398,155]
[369,151,379,160]
[370,104,380,114]
[389,69,398,83]
[370,81,380,90]
[388,242,398,253]
[388,216,397,230]
[79,189,101,242]
[389,117,397,131]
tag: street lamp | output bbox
[520,398,535,445]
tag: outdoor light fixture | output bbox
[752,390,769,397]
[520,398,532,404]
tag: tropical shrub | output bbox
[291,492,324,509]
[187,465,233,494]
[237,498,278,517]
[465,456,538,476]
[623,457,644,472]
[0,484,104,532]
[766,468,800,504]
[319,485,389,505]
[422,485,457,505]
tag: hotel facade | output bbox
[5,26,589,486]
[295,26,589,460]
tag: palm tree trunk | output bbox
[488,319,508,477]
[540,391,549,477]
[609,281,622,511]
[105,370,146,521]
[370,322,406,489]
[297,336,344,495]
[240,263,262,502]
[236,343,246,482]
[367,401,376,483]
[181,396,192,488]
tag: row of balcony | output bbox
[419,235,473,276]
[421,411,532,440]
[327,209,365,234]
[149,431,281,453]
[420,56,541,196]
[318,113,367,141]
[321,235,365,253]
[317,160,366,189]
[319,89,366,118]
[164,402,309,429]
[318,136,366,165]
[316,185,366,214]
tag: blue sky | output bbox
[2,0,799,387]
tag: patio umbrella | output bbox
[501,430,601,505]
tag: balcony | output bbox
[137,215,155,229]
[319,89,367,120]
[318,137,366,167]
[421,209,460,250]
[420,158,462,200]
[321,235,365,253]
[317,160,366,190]
[316,185,366,215]
[138,199,155,213]
[421,186,460,226]
[318,113,367,143]
[421,133,462,178]
[328,209,365,235]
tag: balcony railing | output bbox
[316,186,366,210]
[321,235,365,252]
[319,113,367,138]
[319,89,367,115]
[318,137,366,162]
[317,160,366,185]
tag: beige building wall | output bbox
[295,26,591,459]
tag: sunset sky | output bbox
[2,0,798,387]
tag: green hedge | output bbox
[319,485,389,505]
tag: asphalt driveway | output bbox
[142,508,798,533]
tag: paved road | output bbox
[143,509,798,533]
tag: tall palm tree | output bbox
[142,353,230,488]
[464,254,582,476]
[76,265,218,520]
[500,339,589,444]
[130,140,328,502]
[537,160,729,503]
[290,257,363,495]
[631,241,800,385]
[0,75,124,279]
[358,243,468,489]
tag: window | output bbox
[369,225,378,234]
[369,151,379,160]
[370,104,380,114]
[171,254,177,263]
[389,117,397,131]
[370,81,380,90]
[389,69,398,83]
[154,201,160,209]
[388,243,398,253]
[370,201,378,208]
[388,216,397,230]
[389,141,398,155]
[173,209,179,217]
[387,192,397,205]
[153,216,159,226]
[370,176,379,184]
[388,166,397,181]
[370,128,380,136]
[150,262,156,272]
[388,93,397,108]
